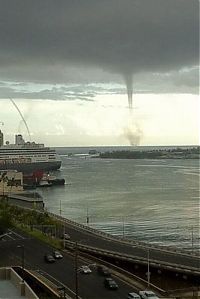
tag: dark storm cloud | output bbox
[0,0,198,89]
[0,83,97,101]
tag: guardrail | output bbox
[47,211,200,258]
[64,240,200,276]
[6,203,199,261]
[31,269,73,299]
[8,203,199,258]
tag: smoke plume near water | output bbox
[125,112,143,146]
[124,118,143,146]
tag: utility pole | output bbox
[22,246,24,270]
[17,245,25,281]
[2,178,4,197]
[122,216,125,238]
[63,287,66,299]
[17,245,25,270]
[86,207,89,225]
[57,286,66,299]
[63,225,65,249]
[75,242,79,299]
[147,248,150,287]
[59,200,62,216]
[191,225,194,254]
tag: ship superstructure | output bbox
[0,131,61,173]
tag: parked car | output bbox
[104,277,118,290]
[139,291,159,299]
[53,250,63,259]
[44,253,56,263]
[97,265,111,277]
[79,265,92,274]
[127,292,141,299]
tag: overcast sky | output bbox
[0,0,199,146]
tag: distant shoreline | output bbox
[98,147,200,160]
[54,145,199,156]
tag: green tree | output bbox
[0,207,13,232]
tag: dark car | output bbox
[104,278,118,290]
[97,265,111,277]
[44,253,56,263]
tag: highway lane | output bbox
[57,220,200,272]
[0,229,141,299]
[79,236,200,271]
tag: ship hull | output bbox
[0,160,61,173]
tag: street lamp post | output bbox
[73,239,95,299]
[121,214,135,239]
[17,245,25,270]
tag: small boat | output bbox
[38,180,52,187]
[41,173,65,186]
[23,171,65,188]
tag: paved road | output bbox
[0,229,142,299]
[50,217,200,274]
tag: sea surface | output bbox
[39,146,200,251]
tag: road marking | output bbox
[6,234,16,240]
[35,269,81,298]
[8,229,26,240]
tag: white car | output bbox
[139,291,159,299]
[127,292,141,299]
[53,250,63,259]
[64,233,70,240]
[79,265,92,274]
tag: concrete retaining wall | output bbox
[0,193,44,210]
[0,267,39,298]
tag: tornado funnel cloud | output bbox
[9,98,31,141]
[123,74,143,145]
[124,74,133,110]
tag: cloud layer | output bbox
[0,0,198,89]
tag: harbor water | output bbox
[39,147,200,251]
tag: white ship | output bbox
[0,130,61,173]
